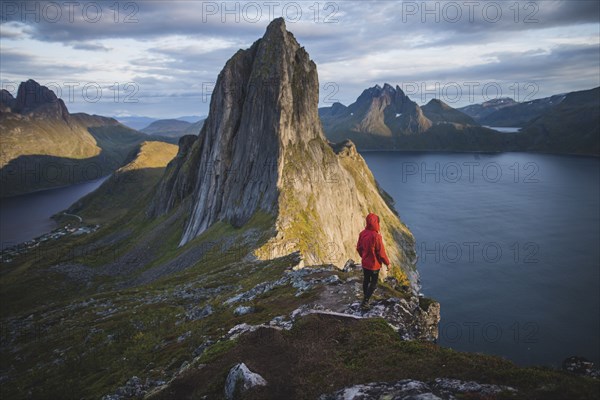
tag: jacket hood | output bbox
[365,213,380,232]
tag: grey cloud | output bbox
[4,1,597,44]
[71,42,111,51]
[143,43,247,72]
[4,1,596,66]
[1,1,270,42]
[369,43,600,105]
[314,43,600,108]
[0,21,27,38]
[384,0,600,34]
[1,0,598,116]
[0,48,93,78]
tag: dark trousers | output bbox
[362,268,379,301]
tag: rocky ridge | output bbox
[319,378,517,400]
[135,259,440,399]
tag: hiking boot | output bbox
[360,298,371,310]
[371,294,383,303]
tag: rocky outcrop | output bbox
[150,18,418,288]
[415,299,441,341]
[102,376,166,400]
[319,378,517,400]
[12,79,69,121]
[224,363,267,399]
[218,264,439,341]
[562,356,600,379]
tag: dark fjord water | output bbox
[362,151,600,367]
[0,177,108,250]
[1,152,597,368]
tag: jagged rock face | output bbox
[152,18,417,287]
[178,18,295,239]
[12,79,69,120]
[348,83,432,136]
[149,135,200,216]
[319,83,432,146]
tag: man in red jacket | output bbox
[356,212,390,308]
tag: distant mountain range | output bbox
[115,115,204,130]
[457,97,518,122]
[458,94,568,127]
[319,85,599,155]
[2,78,597,198]
[140,118,205,137]
[518,87,600,154]
[0,80,178,197]
[319,84,496,150]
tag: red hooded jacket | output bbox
[356,213,390,270]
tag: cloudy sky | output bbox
[1,0,599,118]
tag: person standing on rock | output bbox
[356,212,390,309]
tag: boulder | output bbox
[224,363,267,399]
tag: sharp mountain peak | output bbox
[10,79,70,121]
[150,18,418,288]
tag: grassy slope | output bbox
[149,314,600,400]
[0,114,101,168]
[0,141,178,314]
[0,201,306,399]
[66,141,178,224]
[0,137,287,398]
[0,113,179,197]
